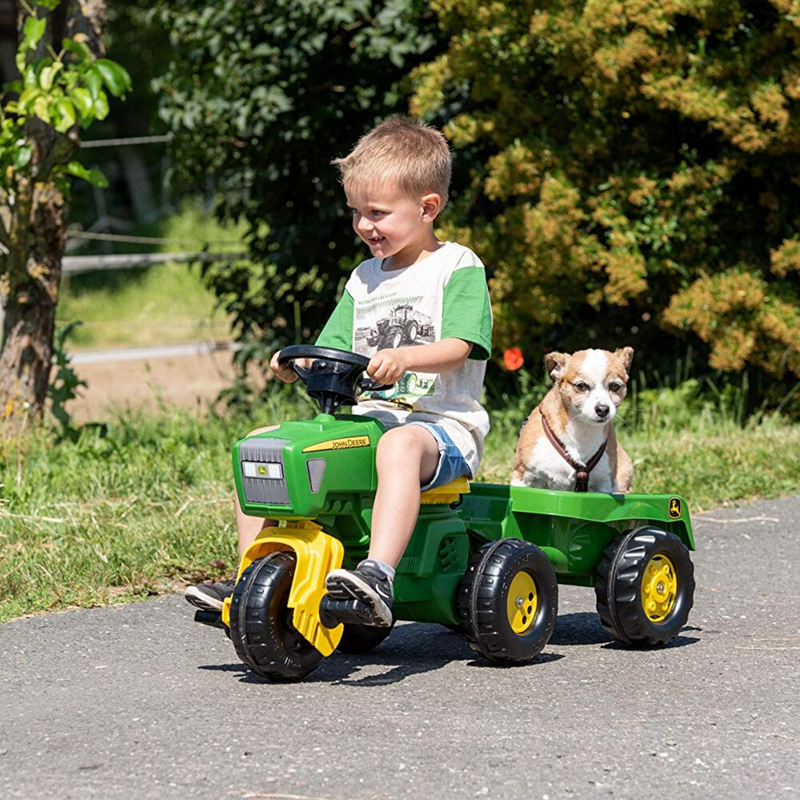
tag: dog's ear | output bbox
[545,352,570,382]
[615,347,634,373]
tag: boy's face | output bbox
[346,183,439,262]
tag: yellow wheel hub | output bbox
[507,571,538,634]
[641,554,678,623]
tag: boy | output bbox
[186,116,492,626]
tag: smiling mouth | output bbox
[366,236,385,246]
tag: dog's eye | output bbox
[573,382,590,392]
[609,382,623,392]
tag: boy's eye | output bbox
[573,381,590,392]
[371,209,385,216]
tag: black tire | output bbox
[406,320,418,343]
[389,327,404,349]
[457,539,558,664]
[337,622,394,654]
[229,552,324,682]
[595,526,695,647]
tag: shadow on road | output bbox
[550,611,613,646]
[198,615,701,685]
[601,634,700,651]
[199,615,641,686]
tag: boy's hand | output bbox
[367,348,410,385]
[270,350,299,383]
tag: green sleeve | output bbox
[441,266,493,360]
[315,289,355,351]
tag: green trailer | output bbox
[199,346,695,682]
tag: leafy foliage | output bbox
[0,0,131,194]
[153,0,443,362]
[409,0,800,389]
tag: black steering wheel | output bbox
[278,345,393,415]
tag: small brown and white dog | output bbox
[512,348,634,493]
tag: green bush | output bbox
[410,0,800,398]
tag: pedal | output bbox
[194,609,226,629]
[318,593,388,628]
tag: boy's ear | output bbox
[420,192,441,221]
[545,352,570,382]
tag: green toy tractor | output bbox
[196,345,696,682]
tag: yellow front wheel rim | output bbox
[641,554,678,623]
[507,571,538,634]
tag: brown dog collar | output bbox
[541,412,607,492]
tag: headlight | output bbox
[242,461,284,480]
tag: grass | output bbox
[2,381,800,623]
[58,201,245,350]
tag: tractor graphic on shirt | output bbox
[362,370,436,404]
[367,304,435,350]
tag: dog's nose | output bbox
[595,404,610,418]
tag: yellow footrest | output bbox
[420,476,471,505]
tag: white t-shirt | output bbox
[316,241,493,476]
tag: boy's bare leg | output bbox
[367,425,440,567]
[323,426,439,626]
[235,424,280,556]
[235,495,278,555]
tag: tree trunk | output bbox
[0,181,67,422]
[0,1,107,433]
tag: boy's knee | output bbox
[376,427,428,462]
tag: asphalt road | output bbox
[1,496,798,800]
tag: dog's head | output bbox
[545,347,633,425]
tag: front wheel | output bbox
[229,552,324,682]
[457,539,558,664]
[595,526,695,647]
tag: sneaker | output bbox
[184,578,235,611]
[324,559,394,627]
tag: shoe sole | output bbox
[184,587,224,612]
[325,570,393,627]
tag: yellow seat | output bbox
[420,476,471,505]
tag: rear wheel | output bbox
[229,552,323,682]
[595,526,695,646]
[457,539,558,664]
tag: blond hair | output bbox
[333,116,452,208]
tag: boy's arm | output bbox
[367,261,492,384]
[367,338,472,385]
[315,289,355,351]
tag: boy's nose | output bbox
[356,217,374,234]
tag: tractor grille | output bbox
[239,437,290,505]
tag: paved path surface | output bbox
[2,497,798,799]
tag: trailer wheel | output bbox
[457,539,558,664]
[337,622,394,654]
[229,551,323,682]
[595,526,695,646]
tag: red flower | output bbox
[503,347,524,371]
